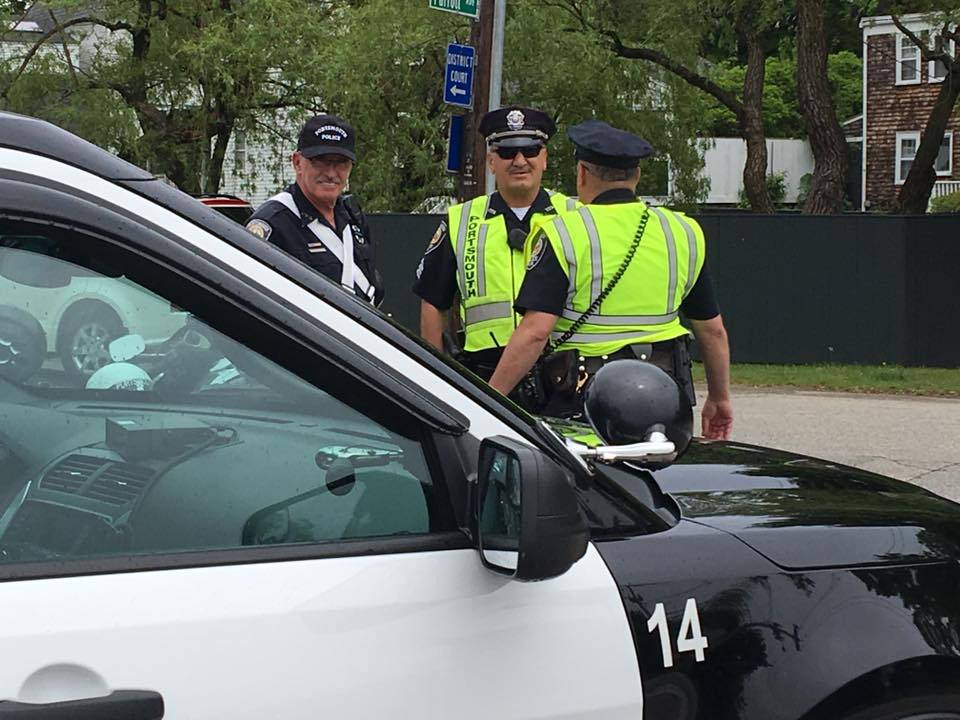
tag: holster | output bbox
[671,336,697,407]
[536,349,582,418]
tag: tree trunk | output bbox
[895,66,960,214]
[206,119,233,194]
[740,25,775,213]
[796,0,849,214]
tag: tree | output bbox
[1,1,712,211]
[1,0,343,193]
[319,0,711,210]
[890,11,960,214]
[796,0,849,213]
[555,0,787,213]
[701,52,861,139]
[310,1,468,211]
[504,0,708,205]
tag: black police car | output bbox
[0,111,958,720]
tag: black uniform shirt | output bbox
[246,183,382,304]
[412,189,560,311]
[516,189,719,320]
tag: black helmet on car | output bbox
[583,359,693,456]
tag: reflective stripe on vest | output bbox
[550,328,662,344]
[649,208,700,314]
[542,203,705,355]
[465,301,513,325]
[552,214,578,308]
[450,192,576,352]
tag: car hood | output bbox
[652,440,960,570]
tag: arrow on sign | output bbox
[450,86,466,97]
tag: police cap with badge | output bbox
[567,119,654,169]
[479,106,557,155]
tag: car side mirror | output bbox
[476,436,588,582]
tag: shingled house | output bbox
[860,13,960,211]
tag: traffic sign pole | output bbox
[459,0,493,200]
[485,0,506,194]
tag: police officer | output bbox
[413,106,577,381]
[246,114,383,305]
[489,120,733,441]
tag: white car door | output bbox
[0,196,643,719]
[0,547,639,719]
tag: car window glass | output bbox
[0,218,451,567]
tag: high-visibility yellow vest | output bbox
[448,191,578,352]
[535,201,706,356]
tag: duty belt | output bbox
[577,341,676,376]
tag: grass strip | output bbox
[692,363,960,397]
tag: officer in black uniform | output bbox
[246,114,383,306]
[490,121,733,440]
[413,106,575,380]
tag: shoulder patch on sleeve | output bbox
[526,231,548,271]
[424,221,447,255]
[245,218,273,241]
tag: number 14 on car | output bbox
[647,598,709,668]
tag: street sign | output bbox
[443,43,475,109]
[428,0,479,19]
[446,115,464,173]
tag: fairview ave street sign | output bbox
[428,0,479,19]
[444,43,475,109]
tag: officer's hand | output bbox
[701,397,733,440]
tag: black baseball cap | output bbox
[297,114,356,161]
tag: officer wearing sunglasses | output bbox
[413,106,578,395]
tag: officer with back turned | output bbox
[489,120,733,440]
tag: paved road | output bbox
[714,386,960,503]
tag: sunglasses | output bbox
[493,145,544,160]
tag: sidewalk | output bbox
[702,385,960,503]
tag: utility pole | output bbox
[458,0,495,201]
[486,0,506,193]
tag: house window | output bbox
[897,34,921,84]
[937,132,953,176]
[896,132,918,183]
[895,131,953,183]
[233,131,247,173]
[929,38,956,82]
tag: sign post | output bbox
[443,43,475,109]
[428,0,479,19]
[446,115,464,173]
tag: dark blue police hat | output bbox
[567,120,653,169]
[479,106,556,148]
[298,113,356,161]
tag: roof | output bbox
[5,3,93,35]
[860,12,948,36]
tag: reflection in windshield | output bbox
[0,243,283,400]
